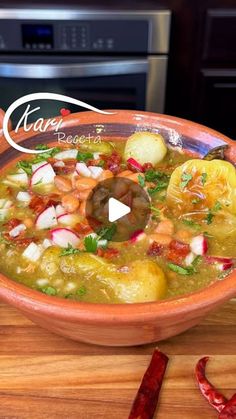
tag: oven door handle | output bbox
[0,60,148,79]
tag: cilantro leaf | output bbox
[205,201,222,224]
[41,286,57,296]
[138,174,145,187]
[77,151,93,162]
[144,169,169,183]
[192,197,202,205]
[168,263,194,275]
[17,160,33,175]
[212,201,222,212]
[201,172,207,185]
[84,235,98,253]
[180,172,192,189]
[147,181,168,196]
[182,219,201,229]
[150,206,160,216]
[97,224,117,241]
[32,146,61,163]
[35,144,49,151]
[60,244,80,256]
[77,285,87,296]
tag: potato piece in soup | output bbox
[124,132,167,165]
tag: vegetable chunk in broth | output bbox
[0,133,235,304]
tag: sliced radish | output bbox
[88,166,103,179]
[50,228,80,248]
[76,162,91,177]
[23,242,42,262]
[53,160,65,168]
[205,256,234,264]
[55,204,65,217]
[93,152,101,160]
[190,234,208,256]
[5,172,28,186]
[31,163,55,186]
[127,157,144,172]
[57,213,81,227]
[218,262,234,271]
[54,149,78,160]
[129,229,146,243]
[32,161,47,173]
[35,206,57,230]
[16,191,31,202]
[42,238,53,249]
[9,223,26,238]
[185,252,195,266]
[97,239,108,248]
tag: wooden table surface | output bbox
[0,300,235,419]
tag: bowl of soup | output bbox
[0,110,235,346]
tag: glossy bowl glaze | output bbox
[0,110,235,346]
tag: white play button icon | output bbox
[108,197,131,222]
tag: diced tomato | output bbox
[97,247,120,259]
[147,241,164,256]
[29,196,45,214]
[4,218,21,230]
[166,240,190,264]
[14,237,36,247]
[143,162,154,172]
[74,221,93,235]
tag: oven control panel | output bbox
[0,11,171,54]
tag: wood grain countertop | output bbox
[0,300,235,419]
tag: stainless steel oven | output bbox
[0,8,171,124]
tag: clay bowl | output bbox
[0,110,235,346]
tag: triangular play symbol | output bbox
[108,197,131,222]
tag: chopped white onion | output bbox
[9,223,26,238]
[22,242,42,262]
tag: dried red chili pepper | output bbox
[128,349,169,419]
[166,239,190,264]
[147,241,164,257]
[219,393,236,419]
[195,357,228,413]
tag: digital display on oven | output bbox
[22,24,54,50]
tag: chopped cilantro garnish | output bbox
[201,172,207,185]
[182,219,201,229]
[147,181,168,196]
[138,174,145,187]
[218,268,234,279]
[180,172,192,189]
[205,201,222,224]
[97,224,117,241]
[60,244,80,256]
[41,286,57,296]
[144,169,169,183]
[77,151,93,162]
[17,160,32,175]
[192,255,202,268]
[84,235,98,253]
[77,285,87,296]
[32,146,61,163]
[168,263,194,275]
[212,201,222,212]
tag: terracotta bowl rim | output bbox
[0,109,236,323]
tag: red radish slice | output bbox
[35,206,57,230]
[22,242,42,262]
[9,223,26,238]
[50,228,80,248]
[127,157,144,172]
[130,229,145,243]
[205,256,234,264]
[57,213,81,226]
[76,162,91,177]
[218,262,234,271]
[190,234,208,255]
[32,161,47,173]
[55,204,65,216]
[31,163,55,186]
[185,252,195,266]
[88,165,103,179]
[54,149,78,160]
